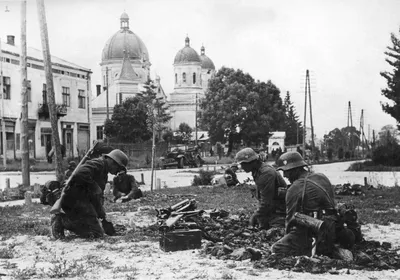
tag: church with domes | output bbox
[91,13,215,141]
[168,36,215,130]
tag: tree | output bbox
[283,91,303,145]
[380,27,400,128]
[324,126,361,158]
[378,124,398,145]
[104,80,171,143]
[199,67,286,154]
[177,122,193,144]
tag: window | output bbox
[78,89,86,109]
[27,80,31,102]
[175,73,177,84]
[96,126,104,140]
[182,72,186,83]
[193,73,196,84]
[2,76,11,99]
[16,133,20,150]
[42,83,47,103]
[62,86,70,107]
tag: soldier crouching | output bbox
[51,149,129,239]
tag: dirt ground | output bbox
[0,206,399,280]
[1,161,400,279]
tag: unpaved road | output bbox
[1,160,400,192]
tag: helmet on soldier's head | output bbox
[105,149,128,169]
[276,151,307,171]
[235,148,258,164]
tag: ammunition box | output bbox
[159,229,202,252]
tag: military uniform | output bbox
[272,172,336,256]
[112,172,142,202]
[252,162,287,229]
[52,157,110,238]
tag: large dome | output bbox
[102,13,149,63]
[174,37,201,64]
[200,46,215,70]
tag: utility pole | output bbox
[36,0,63,181]
[20,0,29,187]
[303,69,315,160]
[347,101,353,158]
[105,66,109,145]
[195,92,198,146]
[0,39,6,167]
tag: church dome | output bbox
[174,36,201,64]
[102,12,150,63]
[200,45,215,70]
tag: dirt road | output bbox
[1,160,399,192]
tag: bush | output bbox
[372,142,400,166]
[192,169,215,186]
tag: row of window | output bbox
[1,56,88,79]
[175,72,198,84]
[1,77,86,109]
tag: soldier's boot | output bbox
[51,214,65,239]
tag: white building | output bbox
[0,35,92,160]
[91,12,167,141]
[168,37,215,130]
[268,131,286,152]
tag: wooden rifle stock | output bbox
[50,141,100,214]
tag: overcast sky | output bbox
[1,0,399,138]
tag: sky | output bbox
[0,0,399,139]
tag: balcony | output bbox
[38,103,67,118]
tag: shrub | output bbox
[372,142,400,166]
[192,169,215,186]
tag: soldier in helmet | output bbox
[51,149,129,239]
[235,147,287,230]
[224,163,240,187]
[271,151,337,256]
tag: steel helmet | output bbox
[276,151,307,171]
[235,148,258,164]
[105,149,128,169]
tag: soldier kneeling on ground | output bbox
[112,170,143,203]
[40,181,62,206]
[51,149,129,239]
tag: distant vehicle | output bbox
[160,146,204,169]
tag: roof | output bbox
[102,29,149,62]
[174,37,201,64]
[200,46,215,70]
[1,40,91,73]
[269,131,286,139]
[118,55,138,80]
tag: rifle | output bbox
[50,141,100,214]
[159,210,204,232]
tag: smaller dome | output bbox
[174,36,201,64]
[120,12,129,20]
[200,46,215,70]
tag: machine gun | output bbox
[156,198,197,220]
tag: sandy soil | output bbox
[1,161,400,279]
[0,207,399,280]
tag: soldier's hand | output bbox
[249,213,259,227]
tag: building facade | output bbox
[168,37,215,130]
[0,35,92,160]
[92,12,169,142]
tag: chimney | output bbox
[7,35,15,46]
[96,84,101,96]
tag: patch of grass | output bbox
[45,258,87,278]
[0,246,14,258]
[336,186,400,224]
[11,266,37,280]
[192,169,216,186]
[347,160,400,172]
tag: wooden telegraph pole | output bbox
[20,0,30,187]
[0,39,6,167]
[36,0,64,181]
